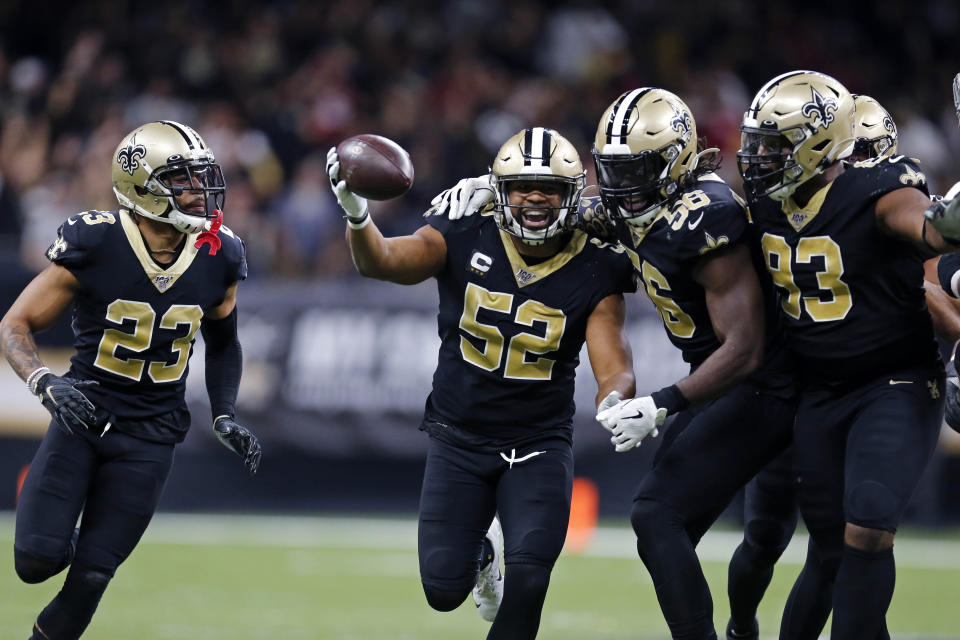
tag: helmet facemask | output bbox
[593,143,685,229]
[492,173,583,245]
[737,127,806,202]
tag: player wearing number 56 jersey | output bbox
[328,127,636,640]
[738,71,960,639]
[582,87,797,640]
[0,121,261,640]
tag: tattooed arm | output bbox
[0,264,80,381]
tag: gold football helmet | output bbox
[592,88,700,229]
[490,127,586,245]
[851,94,898,161]
[738,70,855,201]
[111,121,225,233]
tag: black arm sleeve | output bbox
[939,252,960,298]
[201,307,242,421]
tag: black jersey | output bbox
[586,175,794,394]
[748,156,939,380]
[45,209,247,442]
[423,208,635,444]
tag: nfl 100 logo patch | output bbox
[515,268,536,285]
[154,275,174,291]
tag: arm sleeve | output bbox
[201,307,242,421]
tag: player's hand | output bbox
[326,147,369,224]
[595,390,623,432]
[596,395,666,453]
[35,373,98,435]
[946,349,960,433]
[923,196,960,245]
[430,175,493,220]
[214,416,262,475]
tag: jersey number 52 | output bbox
[459,282,566,380]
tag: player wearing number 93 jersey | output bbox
[328,126,636,639]
[0,121,261,640]
[737,70,960,639]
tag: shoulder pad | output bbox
[662,186,747,256]
[851,155,929,192]
[46,210,119,268]
[215,224,248,282]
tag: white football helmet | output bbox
[111,120,225,233]
[738,70,855,201]
[490,127,586,245]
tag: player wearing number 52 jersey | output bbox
[738,71,960,639]
[328,127,636,640]
[0,121,261,640]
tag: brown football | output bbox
[335,134,414,200]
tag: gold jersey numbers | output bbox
[94,300,204,382]
[458,282,566,380]
[761,233,852,322]
[641,261,695,338]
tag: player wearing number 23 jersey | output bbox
[2,121,260,640]
[47,208,246,441]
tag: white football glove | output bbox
[596,395,667,453]
[595,390,623,432]
[923,194,960,244]
[326,147,369,226]
[430,175,494,220]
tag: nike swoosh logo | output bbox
[889,380,913,385]
[67,217,78,225]
[687,213,705,230]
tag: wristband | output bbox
[346,212,371,229]
[26,366,51,395]
[650,384,689,416]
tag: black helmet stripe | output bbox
[606,88,651,145]
[523,127,551,168]
[159,120,205,150]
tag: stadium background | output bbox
[1,0,960,524]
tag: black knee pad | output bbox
[14,549,66,584]
[743,518,792,563]
[422,584,468,612]
[847,480,898,528]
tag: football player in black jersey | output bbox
[737,71,960,640]
[0,121,260,640]
[587,88,797,640]
[327,128,636,640]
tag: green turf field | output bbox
[2,513,959,639]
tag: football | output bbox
[335,134,414,200]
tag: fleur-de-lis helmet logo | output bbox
[801,87,838,130]
[117,143,146,176]
[670,108,693,143]
[883,116,895,133]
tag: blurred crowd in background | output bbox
[1,0,959,279]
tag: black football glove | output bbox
[214,417,262,476]
[35,373,98,435]
[945,355,960,433]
